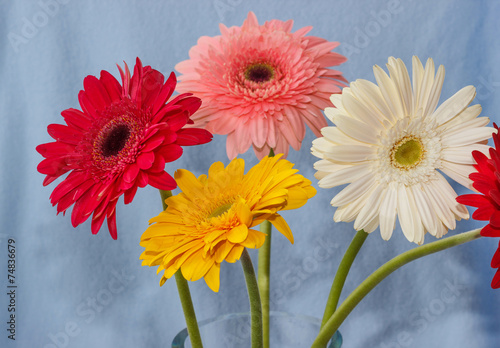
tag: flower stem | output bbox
[174,271,204,348]
[321,230,369,328]
[258,220,271,348]
[257,148,274,348]
[159,190,203,348]
[241,248,264,348]
[311,228,482,348]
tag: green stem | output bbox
[159,190,203,348]
[321,230,369,328]
[312,228,482,348]
[174,272,204,348]
[258,220,272,348]
[241,249,264,348]
[257,148,274,348]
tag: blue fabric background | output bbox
[1,0,499,347]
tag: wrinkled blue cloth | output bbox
[1,0,499,347]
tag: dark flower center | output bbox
[101,124,131,157]
[245,63,274,83]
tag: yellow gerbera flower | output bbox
[140,155,316,291]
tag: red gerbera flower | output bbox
[36,58,212,239]
[456,123,500,288]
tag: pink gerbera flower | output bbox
[175,11,347,159]
[36,58,212,239]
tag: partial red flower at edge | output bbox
[456,123,500,288]
[36,58,212,239]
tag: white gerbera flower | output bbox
[312,56,495,244]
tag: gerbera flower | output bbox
[457,124,500,288]
[312,56,495,244]
[140,155,315,291]
[36,58,212,239]
[175,11,347,160]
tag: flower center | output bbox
[391,136,424,169]
[208,203,233,219]
[100,124,131,157]
[244,63,274,83]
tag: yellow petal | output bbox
[204,263,221,292]
[235,201,253,226]
[267,214,294,244]
[226,245,244,263]
[227,224,249,244]
[240,229,267,249]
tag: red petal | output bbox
[148,171,176,190]
[61,108,92,130]
[150,155,165,173]
[171,95,201,117]
[490,190,500,208]
[37,156,70,177]
[136,151,154,170]
[165,112,190,132]
[176,128,213,146]
[47,124,82,145]
[137,171,148,188]
[472,205,495,220]
[124,185,138,204]
[36,142,75,157]
[157,144,183,163]
[152,72,176,115]
[492,269,500,289]
[481,224,500,237]
[491,242,500,268]
[130,58,143,107]
[107,206,118,240]
[117,61,131,98]
[141,69,164,110]
[457,194,489,207]
[99,70,122,103]
[91,209,106,235]
[141,134,166,152]
[489,211,500,228]
[83,75,111,110]
[78,90,99,119]
[123,163,140,183]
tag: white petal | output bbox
[330,114,380,144]
[440,161,474,190]
[330,174,375,207]
[379,182,398,240]
[412,56,425,114]
[314,159,351,173]
[440,117,491,138]
[423,181,456,230]
[411,184,438,236]
[373,65,405,120]
[416,58,435,116]
[431,86,476,126]
[318,163,373,187]
[354,184,385,231]
[423,65,445,118]
[433,173,469,219]
[321,126,366,145]
[342,90,385,130]
[441,144,491,164]
[441,126,495,147]
[387,57,413,117]
[397,184,417,242]
[441,104,482,129]
[363,215,380,233]
[324,145,377,163]
[334,185,376,223]
[350,79,395,124]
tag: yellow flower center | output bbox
[390,136,424,170]
[245,63,274,83]
[208,203,233,219]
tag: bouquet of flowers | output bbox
[36,11,498,348]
